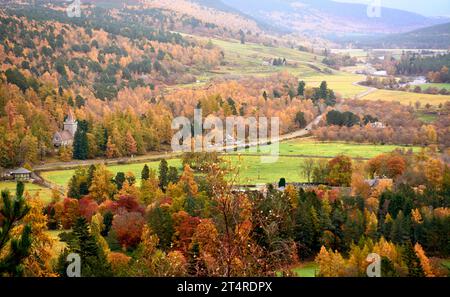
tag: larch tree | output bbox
[106,136,120,159]
[125,130,137,157]
[414,243,435,277]
[89,165,117,203]
[19,194,56,277]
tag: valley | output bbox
[0,0,448,280]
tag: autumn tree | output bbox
[125,130,137,157]
[20,195,56,276]
[112,211,145,249]
[424,158,444,189]
[414,243,434,277]
[327,155,353,186]
[89,165,117,203]
[315,246,346,277]
[67,167,89,199]
[106,136,120,159]
[147,205,175,251]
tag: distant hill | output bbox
[190,0,287,33]
[221,0,449,35]
[351,22,450,49]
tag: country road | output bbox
[353,80,377,99]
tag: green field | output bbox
[208,38,328,77]
[41,140,417,187]
[362,89,450,106]
[226,155,307,184]
[40,159,182,188]
[418,83,450,91]
[176,36,371,99]
[42,156,304,186]
[330,49,368,59]
[291,262,318,277]
[237,138,420,159]
[0,181,53,205]
[416,111,438,123]
[277,262,318,277]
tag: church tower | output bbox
[63,109,78,137]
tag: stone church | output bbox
[53,110,78,147]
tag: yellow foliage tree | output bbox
[179,164,198,196]
[414,243,435,277]
[424,158,444,189]
[89,164,117,202]
[15,194,56,277]
[315,246,346,277]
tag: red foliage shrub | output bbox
[55,197,80,229]
[112,210,145,249]
[98,195,144,215]
[172,211,200,254]
[78,197,99,222]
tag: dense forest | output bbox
[1,149,449,276]
[393,53,450,83]
[0,5,342,169]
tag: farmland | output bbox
[418,83,450,91]
[181,36,367,99]
[40,140,419,187]
[360,89,450,106]
[236,138,421,159]
[206,37,328,77]
[40,159,182,188]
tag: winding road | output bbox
[353,80,377,99]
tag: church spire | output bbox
[66,108,75,124]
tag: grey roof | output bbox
[54,130,74,142]
[10,167,32,174]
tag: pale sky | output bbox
[333,0,450,17]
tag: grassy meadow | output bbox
[40,159,182,188]
[208,37,328,77]
[302,73,366,98]
[40,140,418,187]
[291,262,318,277]
[361,89,450,106]
[276,262,318,277]
[237,138,421,159]
[418,83,450,91]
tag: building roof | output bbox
[65,109,76,124]
[55,130,74,142]
[10,167,32,174]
